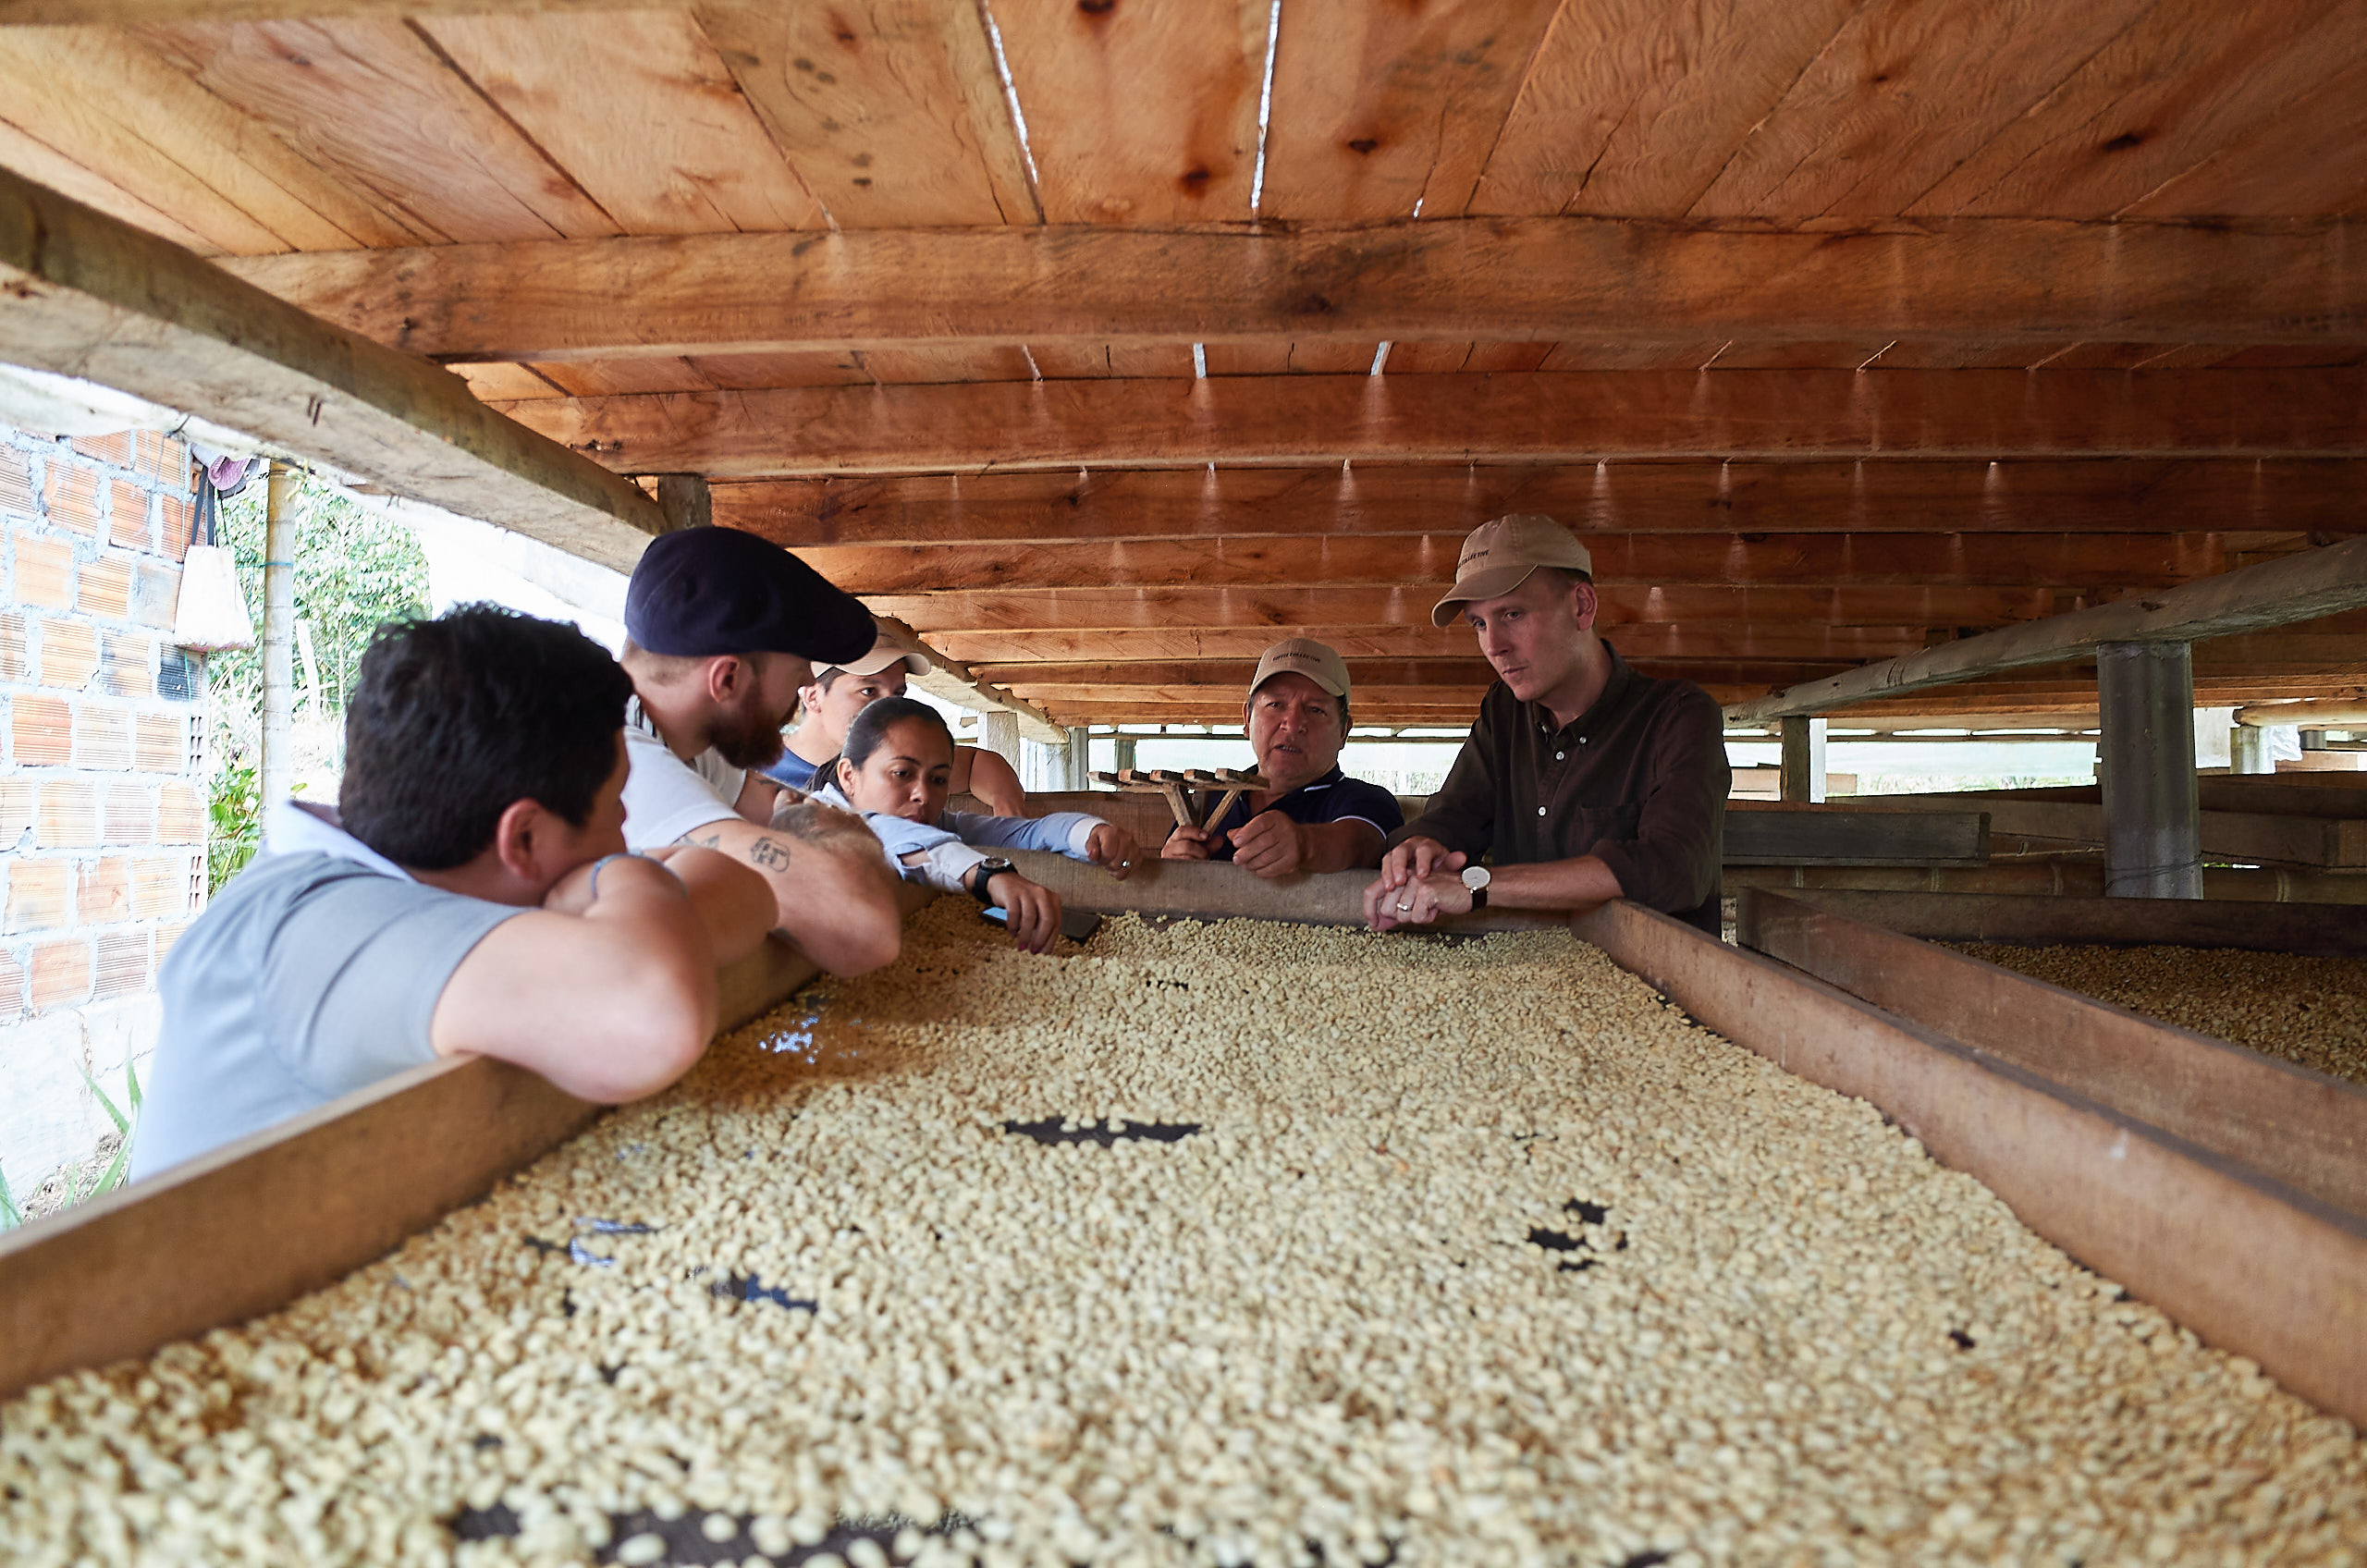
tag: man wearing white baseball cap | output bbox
[1162,636,1403,876]
[1365,514,1728,934]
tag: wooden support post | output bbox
[1063,728,1091,790]
[2098,641,2202,899]
[1114,737,1137,773]
[258,461,297,810]
[2233,723,2275,774]
[1778,715,1827,802]
[651,473,711,532]
[980,710,1020,766]
[2303,729,2331,752]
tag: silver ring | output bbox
[1395,900,1411,912]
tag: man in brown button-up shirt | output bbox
[1365,515,1731,935]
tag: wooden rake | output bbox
[1093,767,1270,832]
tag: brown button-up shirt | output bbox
[1391,643,1730,933]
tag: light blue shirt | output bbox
[811,783,1104,894]
[130,802,522,1181]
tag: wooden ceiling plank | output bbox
[1912,2,2367,221]
[693,0,1036,228]
[486,369,2367,476]
[219,217,2367,361]
[417,11,827,235]
[2122,50,2367,219]
[136,19,619,244]
[0,165,665,570]
[0,116,223,255]
[2,0,657,17]
[1686,0,2161,221]
[1257,0,1562,221]
[989,0,1266,225]
[0,28,420,252]
[680,349,875,388]
[1469,0,1858,217]
[1725,538,2367,722]
[854,344,1041,384]
[932,624,1960,664]
[726,459,2367,557]
[793,533,2223,595]
[448,360,566,400]
[530,357,732,398]
[981,656,1495,688]
[861,584,2081,633]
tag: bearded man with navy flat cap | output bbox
[619,527,903,975]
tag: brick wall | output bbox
[1,428,207,1203]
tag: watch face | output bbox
[1462,865,1491,890]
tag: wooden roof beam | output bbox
[0,165,665,571]
[1725,537,2367,723]
[862,584,2087,632]
[492,371,2367,477]
[787,533,2221,595]
[868,614,1063,746]
[717,463,2367,545]
[221,218,2367,362]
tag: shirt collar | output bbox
[264,799,412,881]
[1526,640,1635,736]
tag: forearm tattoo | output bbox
[678,827,793,871]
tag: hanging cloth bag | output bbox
[171,472,256,653]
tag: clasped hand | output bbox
[1363,836,1473,931]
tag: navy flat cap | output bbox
[624,527,876,664]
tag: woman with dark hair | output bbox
[809,698,1139,952]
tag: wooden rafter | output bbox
[490,370,2367,477]
[0,165,667,569]
[789,533,2221,594]
[1726,538,2367,722]
[217,218,2367,361]
[717,462,2367,545]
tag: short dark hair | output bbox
[338,605,636,870]
[841,695,951,769]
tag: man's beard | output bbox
[710,691,791,770]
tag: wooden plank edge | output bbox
[0,884,935,1402]
[1734,888,2367,956]
[1734,888,2367,1222]
[1576,899,2367,1428]
[1001,847,1568,933]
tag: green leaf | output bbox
[90,1140,131,1200]
[0,1168,19,1231]
[78,1062,129,1134]
[127,1058,143,1116]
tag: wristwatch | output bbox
[967,856,1014,902]
[1461,864,1492,910]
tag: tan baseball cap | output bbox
[1250,636,1351,700]
[817,634,932,682]
[1430,514,1593,627]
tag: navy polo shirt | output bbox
[1192,766,1404,860]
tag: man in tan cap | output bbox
[753,634,1027,814]
[1365,515,1728,933]
[1162,636,1404,876]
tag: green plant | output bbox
[208,757,264,893]
[71,1059,143,1205]
[0,1166,19,1231]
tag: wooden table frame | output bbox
[5,874,2362,1438]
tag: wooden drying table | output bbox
[3,867,2362,1442]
